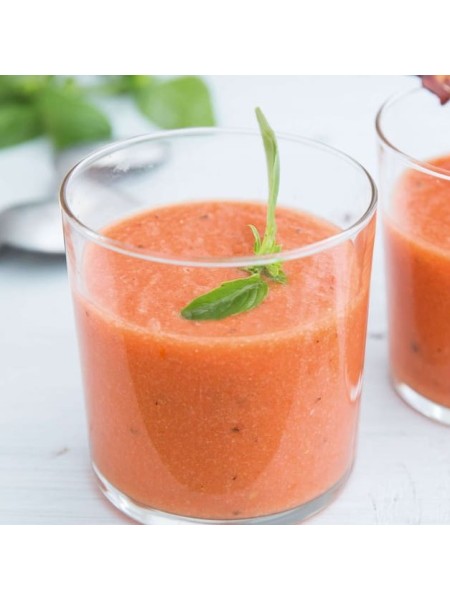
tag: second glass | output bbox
[377,84,450,424]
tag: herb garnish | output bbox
[181,107,287,321]
[0,75,215,149]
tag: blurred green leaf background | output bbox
[0,75,216,150]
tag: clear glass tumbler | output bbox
[377,83,450,424]
[61,128,376,524]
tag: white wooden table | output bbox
[2,76,449,525]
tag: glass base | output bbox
[393,378,450,426]
[93,463,352,525]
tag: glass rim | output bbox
[375,84,450,181]
[60,127,377,268]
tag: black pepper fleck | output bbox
[342,212,352,224]
[370,332,385,340]
[53,447,69,457]
[411,341,420,354]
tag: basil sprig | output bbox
[181,107,287,321]
[181,274,268,321]
[245,107,287,284]
[0,75,215,150]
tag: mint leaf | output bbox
[134,76,215,128]
[0,103,43,148]
[181,274,268,321]
[37,86,112,149]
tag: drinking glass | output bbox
[377,83,450,424]
[61,128,376,524]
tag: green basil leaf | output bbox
[91,75,155,96]
[134,76,215,128]
[122,75,156,92]
[0,76,53,101]
[263,262,287,283]
[255,107,280,253]
[37,86,112,149]
[0,103,43,148]
[251,108,287,283]
[248,224,262,252]
[181,274,268,321]
[180,108,287,322]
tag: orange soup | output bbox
[73,201,373,519]
[384,156,450,408]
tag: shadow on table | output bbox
[0,246,66,272]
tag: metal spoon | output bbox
[0,140,169,255]
[0,196,64,254]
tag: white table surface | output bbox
[2,76,449,525]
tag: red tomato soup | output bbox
[384,156,450,409]
[73,201,374,519]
